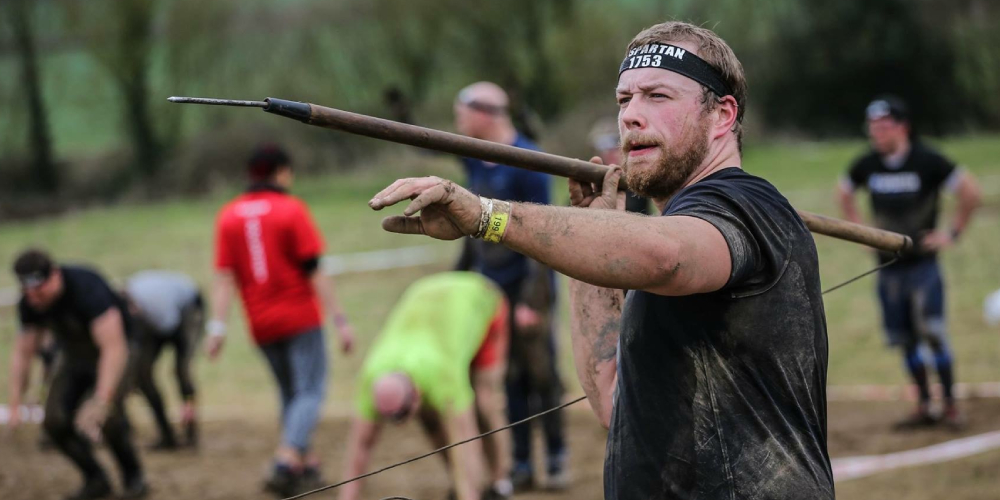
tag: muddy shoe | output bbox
[546,465,571,491]
[297,466,324,493]
[510,464,535,493]
[148,436,179,452]
[485,479,513,500]
[264,464,300,498]
[893,407,938,430]
[64,476,112,500]
[184,420,199,448]
[546,452,570,491]
[942,405,966,430]
[120,475,150,499]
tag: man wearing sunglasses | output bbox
[7,249,147,500]
[339,272,512,500]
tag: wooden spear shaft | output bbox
[168,96,913,254]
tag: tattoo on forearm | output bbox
[592,288,622,362]
[593,317,620,363]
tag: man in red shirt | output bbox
[206,144,355,497]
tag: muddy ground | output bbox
[2,399,999,500]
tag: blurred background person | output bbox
[207,144,356,497]
[589,117,650,215]
[340,272,511,500]
[837,96,982,428]
[7,249,147,500]
[452,81,568,491]
[124,270,204,450]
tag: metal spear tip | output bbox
[167,96,267,108]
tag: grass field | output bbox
[0,135,998,498]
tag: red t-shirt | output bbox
[214,188,323,345]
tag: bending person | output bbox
[8,249,147,500]
[339,272,512,500]
[124,270,205,449]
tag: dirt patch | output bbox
[2,399,998,500]
[828,398,1000,457]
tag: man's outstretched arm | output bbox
[949,171,982,238]
[836,181,863,225]
[369,168,732,297]
[338,418,380,500]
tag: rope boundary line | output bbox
[283,258,902,500]
[282,396,587,500]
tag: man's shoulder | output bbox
[61,265,107,288]
[62,266,118,313]
[668,168,803,237]
[218,191,309,219]
[909,142,953,168]
[675,168,787,207]
[849,150,881,170]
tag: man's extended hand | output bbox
[369,177,481,240]
[75,398,109,443]
[920,230,954,252]
[338,324,356,354]
[569,158,625,210]
[6,407,22,431]
[514,304,543,331]
[206,335,225,361]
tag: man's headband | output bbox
[619,43,733,98]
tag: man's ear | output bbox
[714,95,739,137]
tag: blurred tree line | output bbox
[0,0,997,208]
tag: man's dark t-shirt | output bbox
[847,142,957,264]
[18,266,131,365]
[606,168,834,499]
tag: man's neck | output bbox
[881,140,911,167]
[652,137,742,212]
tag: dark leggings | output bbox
[502,283,566,469]
[134,297,204,441]
[44,363,142,484]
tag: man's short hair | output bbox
[248,143,291,182]
[626,21,748,151]
[13,248,55,287]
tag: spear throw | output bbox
[167,96,912,254]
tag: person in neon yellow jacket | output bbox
[340,272,512,500]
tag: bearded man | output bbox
[368,21,834,499]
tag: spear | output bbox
[167,96,912,254]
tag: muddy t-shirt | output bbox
[18,266,131,365]
[606,168,834,500]
[847,142,957,264]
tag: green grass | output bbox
[1,135,999,414]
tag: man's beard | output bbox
[621,116,710,200]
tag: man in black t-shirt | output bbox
[368,21,834,499]
[6,249,147,500]
[838,96,982,427]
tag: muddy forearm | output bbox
[504,203,676,290]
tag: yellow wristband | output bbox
[483,200,511,243]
